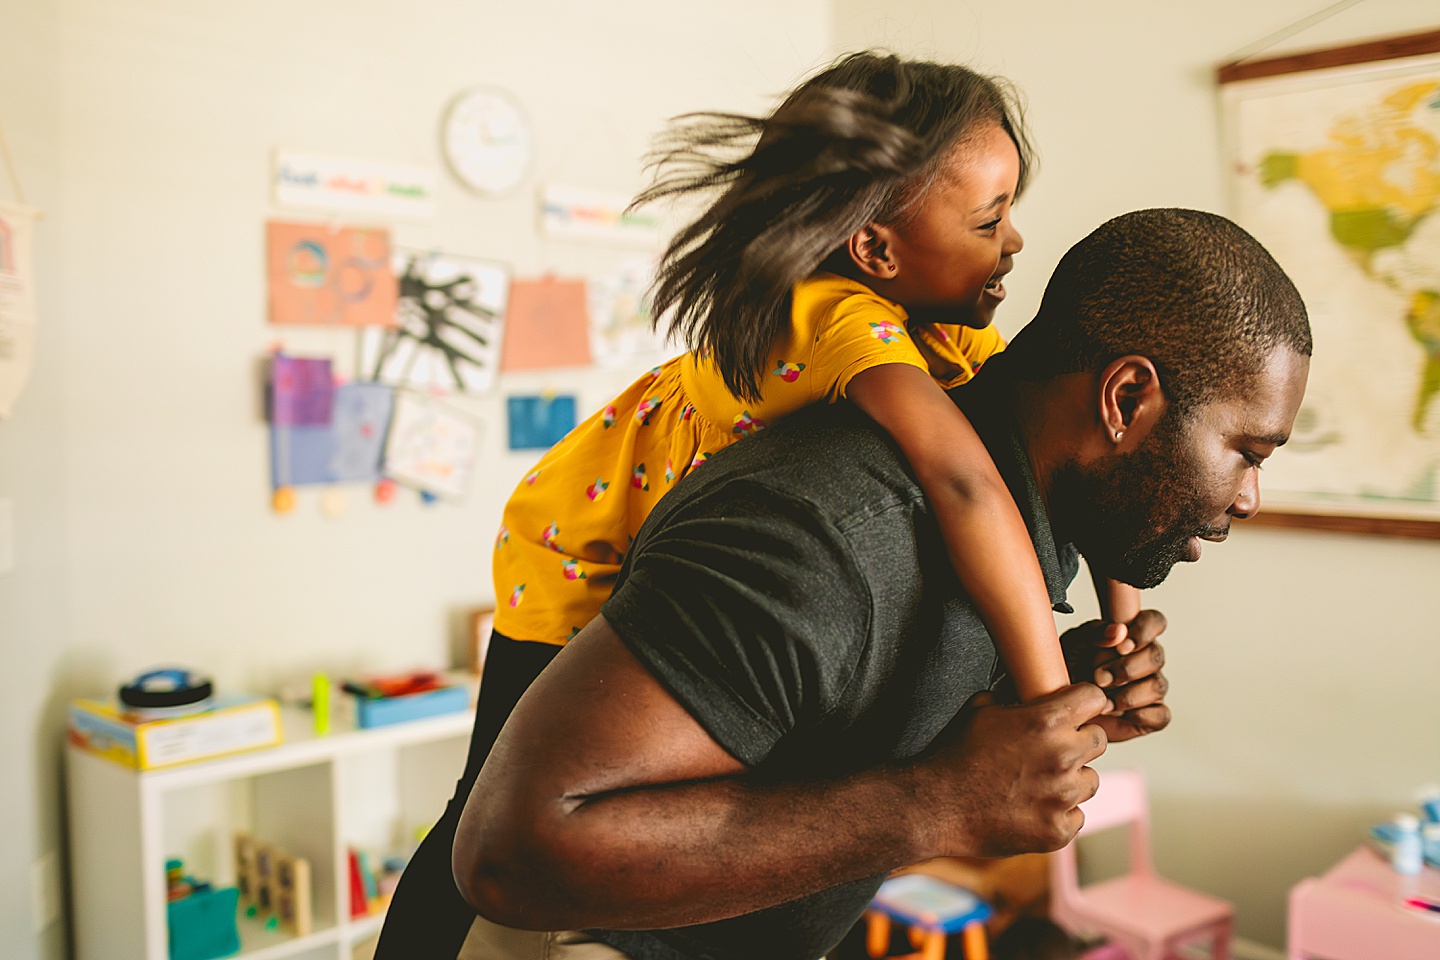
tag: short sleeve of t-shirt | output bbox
[599,480,874,768]
[911,322,1009,388]
[801,285,930,403]
[956,324,1006,368]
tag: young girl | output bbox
[491,52,1138,703]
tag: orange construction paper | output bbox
[499,276,593,371]
[266,220,398,327]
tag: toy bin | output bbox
[166,886,240,960]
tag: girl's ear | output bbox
[846,224,901,280]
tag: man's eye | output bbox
[978,219,1001,231]
[1243,452,1265,469]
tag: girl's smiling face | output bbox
[852,123,1025,329]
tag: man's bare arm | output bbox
[453,616,1109,932]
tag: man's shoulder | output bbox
[673,403,925,532]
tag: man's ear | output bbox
[1098,356,1167,449]
[846,223,900,280]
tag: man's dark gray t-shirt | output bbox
[595,376,1080,960]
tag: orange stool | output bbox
[864,874,992,960]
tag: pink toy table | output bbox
[1288,846,1440,960]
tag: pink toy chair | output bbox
[1050,769,1234,960]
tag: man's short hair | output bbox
[1006,208,1312,410]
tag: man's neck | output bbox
[982,367,1099,540]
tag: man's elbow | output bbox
[452,820,536,927]
[454,861,525,927]
[452,804,591,930]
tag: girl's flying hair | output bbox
[636,51,1034,401]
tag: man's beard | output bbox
[1052,416,1223,589]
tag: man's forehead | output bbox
[1203,346,1310,440]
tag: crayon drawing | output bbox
[0,200,39,419]
[268,355,394,487]
[586,256,680,367]
[382,391,480,499]
[266,220,398,327]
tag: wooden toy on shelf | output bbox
[235,831,312,936]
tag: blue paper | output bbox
[329,382,395,481]
[271,382,394,487]
[507,395,578,451]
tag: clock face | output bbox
[442,88,533,196]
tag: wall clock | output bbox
[441,88,533,196]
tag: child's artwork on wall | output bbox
[273,150,437,221]
[269,354,335,490]
[499,276,592,371]
[0,199,40,419]
[327,382,395,481]
[507,394,578,450]
[360,251,509,393]
[269,354,335,427]
[266,220,398,327]
[269,354,394,488]
[586,256,679,367]
[539,184,663,247]
[382,391,480,499]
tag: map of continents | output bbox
[1229,63,1440,516]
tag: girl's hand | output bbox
[1060,609,1170,743]
[1091,620,1136,656]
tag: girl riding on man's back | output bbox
[492,52,1138,703]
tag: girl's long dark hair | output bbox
[635,52,1035,401]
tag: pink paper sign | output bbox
[499,276,593,371]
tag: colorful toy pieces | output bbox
[234,832,312,937]
[342,670,471,729]
[164,858,240,960]
[349,847,408,918]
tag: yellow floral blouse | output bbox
[491,273,1007,644]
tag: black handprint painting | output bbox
[362,252,509,392]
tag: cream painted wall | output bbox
[0,1,70,957]
[832,0,1440,948]
[0,3,831,958]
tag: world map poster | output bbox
[1223,39,1440,525]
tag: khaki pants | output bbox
[458,914,628,960]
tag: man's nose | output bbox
[1230,467,1260,519]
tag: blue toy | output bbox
[865,873,993,960]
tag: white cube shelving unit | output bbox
[67,708,474,960]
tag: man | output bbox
[412,208,1309,960]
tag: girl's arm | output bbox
[1089,568,1142,660]
[847,363,1070,702]
[1092,570,1141,629]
